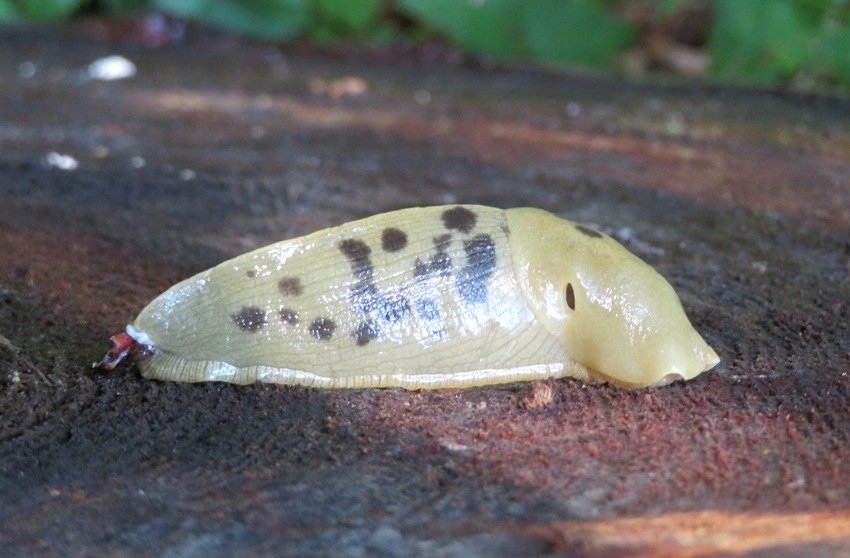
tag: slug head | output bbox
[507,208,719,387]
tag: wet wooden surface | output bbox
[1,20,849,557]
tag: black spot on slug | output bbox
[442,206,477,234]
[339,238,379,313]
[381,227,408,252]
[279,308,299,325]
[433,233,452,250]
[352,320,379,346]
[379,294,410,322]
[339,237,415,335]
[456,234,497,304]
[412,259,427,279]
[308,317,336,340]
[245,270,256,278]
[278,276,303,296]
[415,298,441,322]
[576,224,603,239]
[232,306,268,332]
[415,299,447,340]
[414,234,453,281]
[566,283,576,311]
[339,238,372,265]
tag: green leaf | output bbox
[99,0,152,14]
[708,0,811,84]
[154,0,310,40]
[789,0,836,26]
[369,23,399,44]
[17,0,85,19]
[522,0,635,66]
[0,0,20,21]
[656,0,688,19]
[399,0,525,58]
[810,24,850,85]
[312,0,380,31]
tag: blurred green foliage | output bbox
[398,0,634,65]
[2,0,83,19]
[2,0,849,88]
[708,0,849,85]
[155,0,309,40]
[521,0,634,65]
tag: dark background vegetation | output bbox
[2,0,850,90]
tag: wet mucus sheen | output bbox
[126,205,720,388]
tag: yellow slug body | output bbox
[127,205,719,389]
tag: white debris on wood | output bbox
[44,152,79,170]
[84,55,137,81]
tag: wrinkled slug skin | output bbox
[129,205,719,389]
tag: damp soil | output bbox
[1,20,849,558]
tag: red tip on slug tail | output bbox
[93,332,136,370]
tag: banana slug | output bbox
[97,205,719,389]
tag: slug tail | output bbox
[93,332,136,370]
[137,352,259,385]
